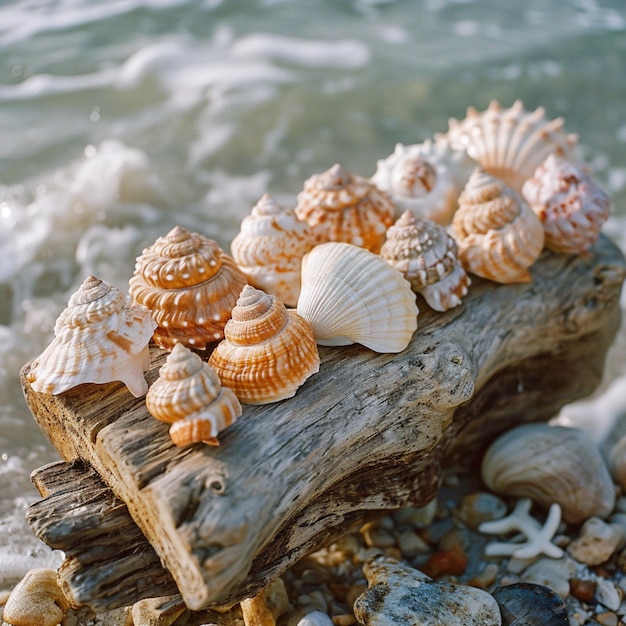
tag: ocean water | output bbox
[1,0,626,587]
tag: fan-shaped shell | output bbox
[208,285,320,405]
[522,154,612,254]
[294,163,395,253]
[452,168,545,283]
[230,193,315,307]
[296,242,418,352]
[381,211,470,312]
[27,275,156,397]
[129,225,247,350]
[481,423,615,524]
[441,100,578,192]
[146,343,241,447]
[371,140,476,225]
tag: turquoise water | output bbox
[1,0,625,583]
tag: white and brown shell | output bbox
[481,423,615,524]
[27,275,156,398]
[297,242,418,352]
[209,285,320,405]
[129,225,247,350]
[452,168,545,283]
[294,163,396,253]
[230,193,315,307]
[371,139,476,225]
[146,343,241,447]
[522,154,612,254]
[381,211,470,312]
[441,100,578,192]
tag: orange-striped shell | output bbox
[522,154,612,254]
[208,285,320,405]
[146,343,242,447]
[294,163,395,253]
[129,225,247,350]
[452,168,545,284]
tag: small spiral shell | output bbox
[295,163,396,253]
[146,343,242,447]
[129,225,247,350]
[209,285,320,405]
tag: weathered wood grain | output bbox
[22,235,626,611]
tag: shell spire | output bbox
[27,275,156,397]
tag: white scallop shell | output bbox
[27,275,156,397]
[441,100,579,192]
[371,139,477,225]
[296,242,418,353]
[230,193,315,307]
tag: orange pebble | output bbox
[421,544,468,579]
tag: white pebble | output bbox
[296,610,334,626]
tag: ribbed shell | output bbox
[129,225,247,350]
[208,285,320,405]
[481,423,615,524]
[297,242,418,352]
[380,211,470,312]
[230,193,315,307]
[294,163,396,253]
[27,275,155,397]
[146,342,241,447]
[452,168,545,283]
[371,140,476,225]
[521,154,612,254]
[441,100,578,192]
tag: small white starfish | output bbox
[478,497,564,560]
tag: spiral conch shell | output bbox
[294,163,396,253]
[27,275,156,397]
[442,100,578,192]
[297,242,418,352]
[129,225,247,350]
[370,139,476,225]
[230,193,315,307]
[381,211,470,312]
[481,423,615,524]
[146,343,241,447]
[209,285,320,405]
[522,154,612,254]
[452,168,545,283]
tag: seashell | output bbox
[380,210,470,312]
[354,556,502,626]
[230,193,315,307]
[27,275,155,398]
[129,225,247,350]
[522,154,612,254]
[296,242,418,352]
[491,582,570,626]
[370,139,476,225]
[208,285,320,405]
[146,342,242,447]
[294,163,396,253]
[481,423,615,524]
[607,434,626,492]
[441,99,578,192]
[452,168,545,283]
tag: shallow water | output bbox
[1,0,626,586]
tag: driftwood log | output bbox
[22,235,626,612]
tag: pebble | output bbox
[595,610,619,626]
[296,610,335,626]
[521,556,577,599]
[131,595,187,626]
[568,577,597,603]
[594,576,623,611]
[567,517,625,566]
[391,500,437,529]
[420,544,468,579]
[360,523,396,549]
[397,530,430,557]
[455,492,508,530]
[491,582,569,625]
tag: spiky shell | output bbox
[441,100,578,192]
[146,343,241,447]
[208,285,320,405]
[521,154,612,254]
[294,163,396,253]
[297,242,418,352]
[371,140,476,225]
[381,211,470,312]
[452,168,545,284]
[129,226,247,350]
[27,275,156,397]
[230,193,315,307]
